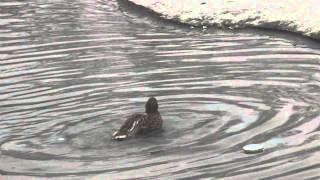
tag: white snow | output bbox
[127,0,320,40]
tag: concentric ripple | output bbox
[0,0,319,179]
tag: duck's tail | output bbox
[112,130,127,140]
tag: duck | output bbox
[112,97,163,140]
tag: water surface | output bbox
[0,0,319,179]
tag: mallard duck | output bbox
[112,97,163,140]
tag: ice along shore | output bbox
[125,0,320,40]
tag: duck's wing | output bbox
[127,115,145,137]
[112,114,146,140]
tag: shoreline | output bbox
[124,0,320,41]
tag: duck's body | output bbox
[112,97,163,140]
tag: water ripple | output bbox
[0,0,319,179]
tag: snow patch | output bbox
[126,0,320,40]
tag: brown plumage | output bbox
[112,97,163,140]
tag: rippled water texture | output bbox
[0,0,320,179]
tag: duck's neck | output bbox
[146,111,159,116]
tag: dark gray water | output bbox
[0,0,320,179]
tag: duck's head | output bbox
[145,97,158,113]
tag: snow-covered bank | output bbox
[125,0,320,40]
